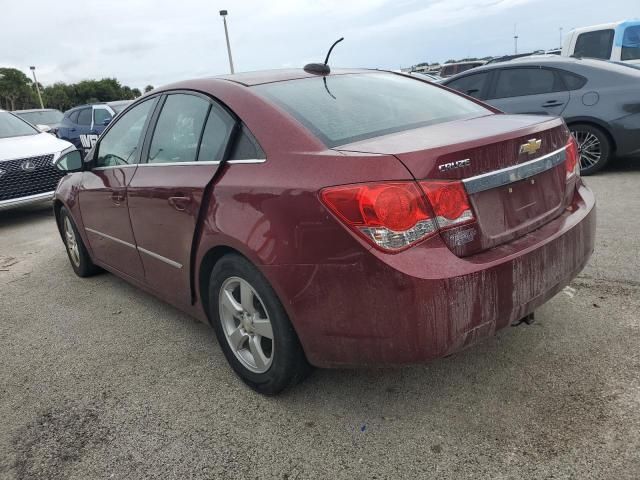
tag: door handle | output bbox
[542,100,564,107]
[168,196,191,212]
[111,192,125,205]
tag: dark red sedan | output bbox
[53,68,595,394]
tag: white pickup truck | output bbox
[562,20,640,65]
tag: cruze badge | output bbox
[519,138,542,155]
[438,158,470,172]
[20,160,36,172]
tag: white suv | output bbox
[0,110,74,210]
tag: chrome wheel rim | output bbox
[64,217,81,267]
[571,129,602,170]
[219,277,274,373]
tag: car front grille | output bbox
[0,154,63,202]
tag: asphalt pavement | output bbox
[1,159,639,480]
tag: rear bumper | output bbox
[264,182,596,367]
[0,191,54,211]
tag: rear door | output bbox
[486,67,570,116]
[75,107,97,153]
[126,92,236,306]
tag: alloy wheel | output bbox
[64,217,81,267]
[571,129,602,171]
[219,276,274,373]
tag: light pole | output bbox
[219,10,235,74]
[559,27,563,48]
[513,24,519,55]
[29,66,44,109]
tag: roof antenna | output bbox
[304,37,344,75]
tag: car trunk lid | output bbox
[335,114,572,256]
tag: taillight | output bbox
[566,136,580,178]
[419,180,475,228]
[320,180,475,252]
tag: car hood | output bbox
[0,133,73,162]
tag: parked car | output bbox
[442,56,640,174]
[57,100,132,154]
[53,68,595,394]
[409,71,443,82]
[107,100,133,114]
[14,108,63,135]
[439,61,486,78]
[0,110,73,210]
[562,19,640,65]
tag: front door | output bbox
[127,93,235,306]
[78,98,157,280]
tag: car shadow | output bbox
[603,155,640,174]
[0,204,54,229]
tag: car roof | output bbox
[200,68,374,87]
[14,108,60,113]
[443,56,640,82]
[568,19,640,34]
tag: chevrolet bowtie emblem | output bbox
[519,138,542,155]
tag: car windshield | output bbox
[254,72,489,147]
[0,111,39,139]
[17,110,63,125]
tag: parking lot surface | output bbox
[1,161,639,480]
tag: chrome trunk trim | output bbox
[462,146,566,195]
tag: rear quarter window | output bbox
[559,71,587,90]
[254,73,489,148]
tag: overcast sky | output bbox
[1,0,636,89]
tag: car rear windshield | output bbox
[254,73,490,147]
[17,110,63,125]
[0,111,38,139]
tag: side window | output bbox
[621,25,640,61]
[559,71,587,90]
[96,99,155,167]
[492,68,560,99]
[446,73,490,99]
[197,104,235,162]
[574,29,614,60]
[228,125,265,160]
[147,94,210,164]
[93,108,112,127]
[69,110,80,124]
[77,108,92,126]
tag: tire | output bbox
[569,123,611,176]
[208,254,312,394]
[60,207,102,277]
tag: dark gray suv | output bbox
[442,56,640,174]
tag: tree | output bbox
[0,68,33,110]
[144,85,154,93]
[1,67,144,110]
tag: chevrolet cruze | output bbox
[53,68,595,394]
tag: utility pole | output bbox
[29,66,44,109]
[219,10,235,74]
[513,24,519,55]
[559,27,564,48]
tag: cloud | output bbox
[0,0,636,89]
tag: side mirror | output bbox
[103,117,112,126]
[37,124,52,133]
[55,149,83,173]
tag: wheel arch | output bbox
[53,199,65,240]
[198,245,246,326]
[564,116,617,152]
